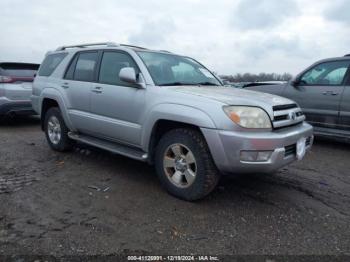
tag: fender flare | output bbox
[141,103,217,151]
[39,88,75,130]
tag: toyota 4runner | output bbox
[31,42,313,200]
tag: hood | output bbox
[168,85,294,107]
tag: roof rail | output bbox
[119,44,148,50]
[56,42,148,51]
[345,54,350,57]
[55,42,118,51]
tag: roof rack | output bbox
[56,42,117,51]
[119,44,148,50]
[55,42,148,51]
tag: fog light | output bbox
[240,151,258,162]
[257,151,272,161]
[240,151,272,162]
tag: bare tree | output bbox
[220,73,293,83]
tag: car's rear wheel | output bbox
[155,128,220,201]
[44,107,73,151]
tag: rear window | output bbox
[38,53,67,76]
[0,63,39,78]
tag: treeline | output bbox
[220,73,293,83]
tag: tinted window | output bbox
[38,53,67,76]
[0,63,39,78]
[64,55,78,80]
[98,52,139,86]
[300,61,350,86]
[74,52,98,82]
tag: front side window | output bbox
[137,51,221,86]
[73,52,98,82]
[300,61,350,86]
[98,51,139,86]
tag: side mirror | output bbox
[119,67,137,84]
[290,77,300,87]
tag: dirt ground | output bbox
[0,117,349,257]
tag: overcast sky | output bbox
[1,0,349,75]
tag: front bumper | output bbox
[0,97,35,116]
[201,122,313,174]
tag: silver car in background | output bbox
[0,62,39,119]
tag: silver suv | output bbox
[31,42,313,200]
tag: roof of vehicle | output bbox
[315,55,350,64]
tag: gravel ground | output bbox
[0,117,349,257]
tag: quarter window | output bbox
[300,61,350,86]
[98,52,139,86]
[38,53,67,77]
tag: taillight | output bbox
[0,76,14,83]
[0,76,34,83]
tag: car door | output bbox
[283,60,349,129]
[339,68,350,132]
[89,50,146,146]
[62,51,99,133]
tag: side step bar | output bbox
[68,132,148,161]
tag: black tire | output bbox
[44,107,74,152]
[155,128,221,201]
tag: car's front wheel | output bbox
[155,128,221,201]
[44,107,73,151]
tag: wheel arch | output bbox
[40,89,73,131]
[142,104,217,164]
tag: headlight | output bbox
[223,106,272,129]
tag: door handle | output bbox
[92,86,103,94]
[61,83,69,89]
[322,91,339,96]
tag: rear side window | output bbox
[0,63,39,78]
[72,52,98,82]
[38,53,67,76]
[98,51,139,86]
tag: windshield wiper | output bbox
[196,82,220,86]
[159,82,193,86]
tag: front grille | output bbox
[284,144,296,157]
[274,115,289,121]
[273,103,297,111]
[284,136,312,158]
[272,104,305,129]
[306,136,311,146]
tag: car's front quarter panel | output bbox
[140,88,226,151]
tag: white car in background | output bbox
[0,62,39,119]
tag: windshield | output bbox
[137,51,222,86]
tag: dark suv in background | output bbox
[246,55,350,139]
